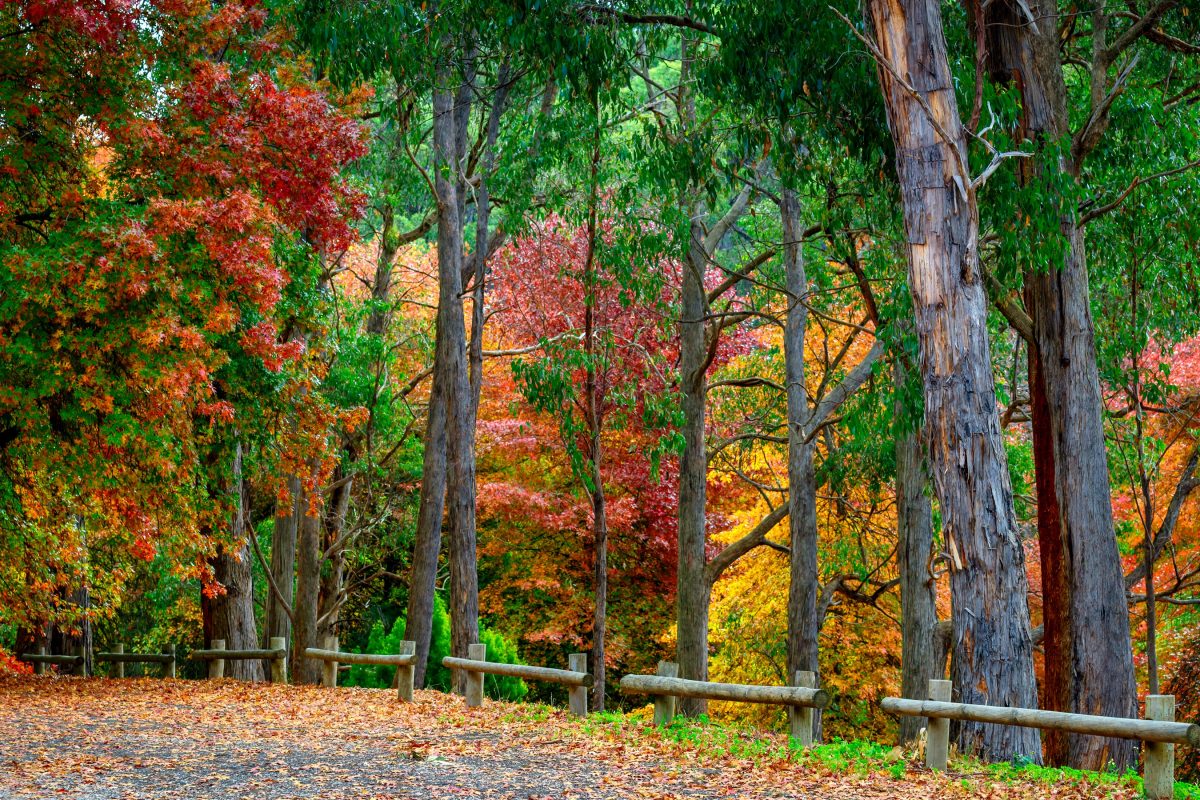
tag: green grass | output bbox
[574,708,1200,799]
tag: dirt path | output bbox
[0,677,1137,799]
[0,677,793,799]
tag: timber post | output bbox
[269,637,287,684]
[72,645,86,677]
[321,635,338,688]
[925,679,952,771]
[464,643,486,708]
[35,646,46,676]
[568,653,588,718]
[396,640,416,702]
[1145,695,1176,800]
[114,643,124,679]
[790,670,816,747]
[208,639,226,680]
[652,661,678,726]
[165,645,176,679]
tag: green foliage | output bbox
[342,595,527,701]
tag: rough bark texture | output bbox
[432,51,479,694]
[979,0,1137,769]
[203,448,264,682]
[894,356,941,744]
[265,475,299,650]
[782,188,820,718]
[406,367,446,688]
[866,0,1041,761]
[1028,346,1070,762]
[316,467,352,649]
[676,212,711,716]
[292,485,323,685]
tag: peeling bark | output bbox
[866,0,1041,761]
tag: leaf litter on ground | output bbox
[0,676,1149,799]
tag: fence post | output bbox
[165,645,176,679]
[925,679,952,771]
[270,636,287,684]
[35,646,46,676]
[652,661,678,726]
[320,635,338,687]
[72,644,86,677]
[568,653,589,718]
[396,640,415,702]
[114,643,125,679]
[209,639,226,680]
[790,670,816,747]
[1144,695,1176,800]
[465,643,486,708]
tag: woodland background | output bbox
[2,0,1200,781]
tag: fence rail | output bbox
[443,644,591,717]
[189,638,287,682]
[21,644,176,678]
[883,679,1192,799]
[305,637,416,701]
[619,661,829,745]
[18,650,84,677]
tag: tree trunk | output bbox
[406,367,446,688]
[1028,345,1070,763]
[266,475,299,649]
[292,484,323,685]
[590,473,608,712]
[782,188,821,738]
[432,51,479,694]
[894,355,941,744]
[866,0,1041,761]
[978,0,1137,768]
[203,446,264,682]
[676,213,711,716]
[317,467,353,649]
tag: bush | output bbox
[341,594,526,701]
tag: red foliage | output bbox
[0,0,366,627]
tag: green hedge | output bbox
[341,594,527,701]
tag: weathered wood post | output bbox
[208,639,226,680]
[72,644,86,677]
[925,679,952,770]
[790,670,816,747]
[1145,695,1176,799]
[34,646,46,676]
[568,653,588,718]
[465,643,486,708]
[165,645,176,679]
[396,640,416,702]
[113,643,125,678]
[321,634,338,687]
[652,661,678,726]
[270,636,287,684]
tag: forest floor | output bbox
[0,675,1158,799]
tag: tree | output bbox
[0,0,365,639]
[864,0,1042,760]
[492,214,677,709]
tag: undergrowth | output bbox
[578,708,1200,799]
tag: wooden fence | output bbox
[883,679,1200,799]
[619,661,831,746]
[305,635,417,701]
[189,637,287,683]
[443,643,592,717]
[18,637,1200,795]
[19,645,176,678]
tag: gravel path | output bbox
[0,677,774,799]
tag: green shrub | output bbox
[341,594,526,700]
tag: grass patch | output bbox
[575,707,1200,798]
